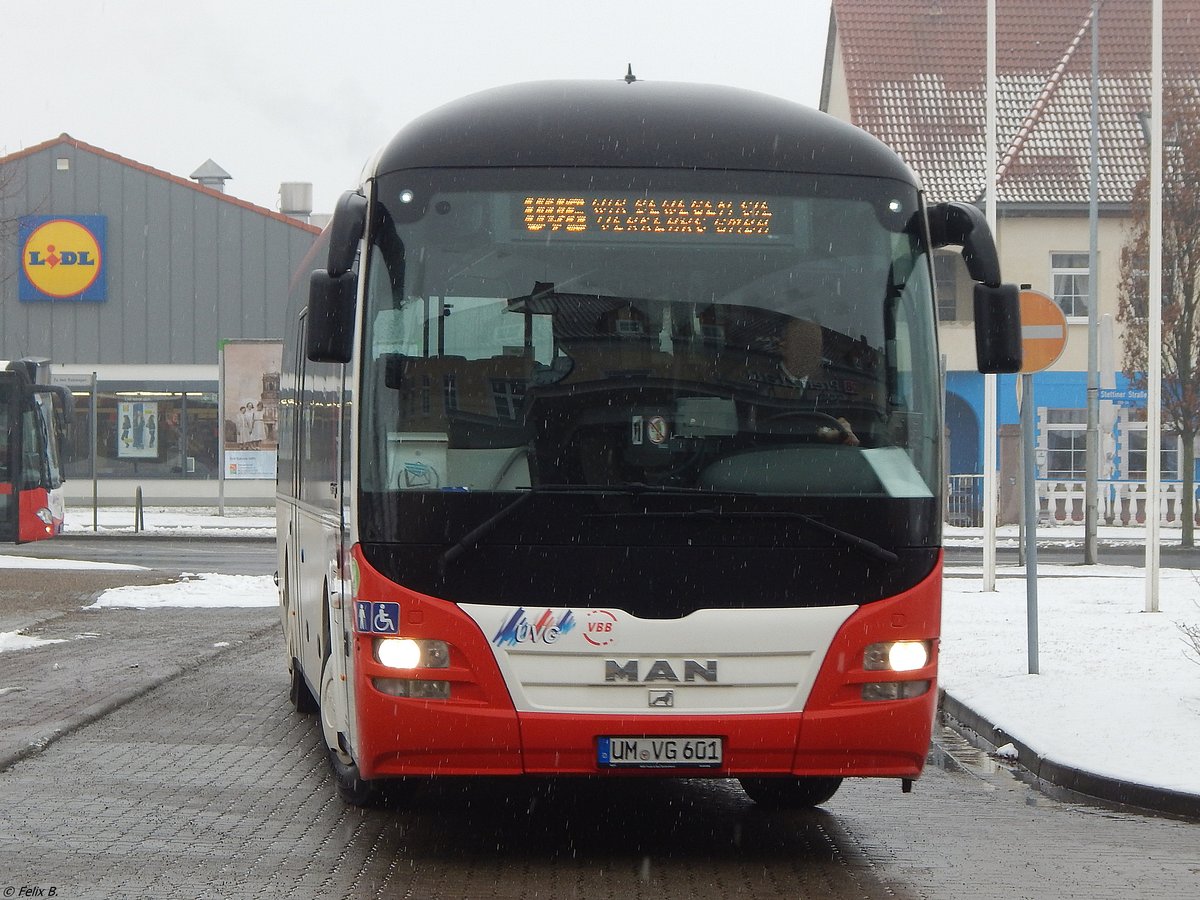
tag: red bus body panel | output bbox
[17,486,57,543]
[351,546,940,781]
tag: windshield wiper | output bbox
[438,483,752,573]
[777,512,898,564]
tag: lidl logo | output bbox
[19,215,107,301]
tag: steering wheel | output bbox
[761,410,854,443]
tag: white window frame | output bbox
[1123,423,1180,481]
[1050,252,1090,322]
[932,252,959,323]
[1041,408,1088,479]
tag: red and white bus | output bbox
[1,358,72,543]
[278,80,1021,807]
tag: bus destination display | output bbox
[520,195,777,239]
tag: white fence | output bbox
[945,475,1200,527]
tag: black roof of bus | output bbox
[374,80,919,185]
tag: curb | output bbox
[939,689,1200,821]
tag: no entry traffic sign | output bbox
[1018,289,1068,373]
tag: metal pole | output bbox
[983,0,999,591]
[90,372,98,532]
[1084,0,1102,564]
[1146,0,1163,612]
[218,345,226,517]
[1022,373,1040,674]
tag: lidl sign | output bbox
[19,215,107,302]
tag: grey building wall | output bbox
[0,134,319,365]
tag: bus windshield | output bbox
[360,168,939,503]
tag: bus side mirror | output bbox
[307,269,357,363]
[928,201,1001,286]
[327,191,368,278]
[974,283,1022,374]
[928,202,1023,374]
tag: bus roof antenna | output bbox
[625,64,637,84]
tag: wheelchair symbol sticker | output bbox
[354,601,400,634]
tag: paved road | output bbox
[0,537,276,576]
[1,571,1198,898]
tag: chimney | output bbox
[279,182,313,223]
[190,159,232,193]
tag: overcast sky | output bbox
[3,0,834,215]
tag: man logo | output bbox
[648,690,674,708]
[604,659,718,683]
[20,216,106,301]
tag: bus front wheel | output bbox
[738,776,843,808]
[327,747,387,806]
[318,658,388,806]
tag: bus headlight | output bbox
[372,678,451,699]
[862,680,930,702]
[35,507,55,525]
[863,640,930,672]
[374,638,450,670]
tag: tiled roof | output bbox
[829,0,1200,205]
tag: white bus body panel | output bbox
[458,604,857,715]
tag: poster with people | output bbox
[117,401,159,459]
[220,340,282,480]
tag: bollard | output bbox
[134,486,145,532]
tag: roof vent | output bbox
[279,182,314,223]
[190,159,232,193]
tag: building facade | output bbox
[823,0,1200,524]
[0,135,320,505]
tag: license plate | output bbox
[597,736,723,768]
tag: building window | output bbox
[1125,427,1179,480]
[1043,408,1087,479]
[933,253,959,322]
[63,389,219,480]
[1051,252,1090,319]
[491,379,526,421]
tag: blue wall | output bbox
[945,369,1137,475]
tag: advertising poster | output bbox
[117,401,159,459]
[220,340,282,480]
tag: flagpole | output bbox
[1146,0,1163,612]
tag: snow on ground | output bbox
[0,555,146,570]
[944,522,1154,549]
[0,632,68,653]
[86,573,277,609]
[62,506,274,539]
[941,563,1200,796]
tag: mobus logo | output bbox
[19,215,107,302]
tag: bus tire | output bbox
[288,659,318,714]
[318,656,388,806]
[738,776,843,808]
[327,747,388,807]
